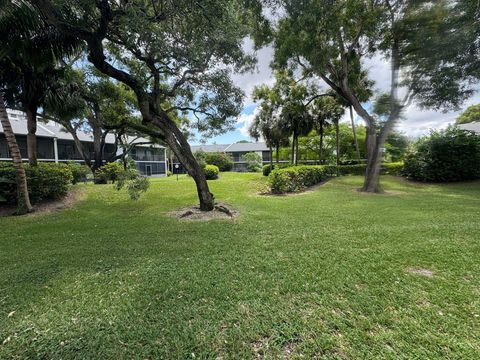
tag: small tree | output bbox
[243,152,263,172]
[456,104,480,125]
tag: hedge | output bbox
[268,165,332,194]
[0,162,73,204]
[403,127,480,182]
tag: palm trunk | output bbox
[291,133,295,164]
[319,121,324,165]
[26,105,38,166]
[350,106,361,162]
[294,135,299,166]
[275,144,279,164]
[0,94,33,214]
[335,120,340,167]
[269,145,273,170]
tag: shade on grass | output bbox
[1,174,479,358]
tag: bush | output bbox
[403,127,480,182]
[336,164,366,176]
[204,164,219,180]
[94,162,125,184]
[268,165,330,194]
[66,161,92,184]
[204,152,233,172]
[262,164,275,176]
[0,162,73,204]
[243,152,263,172]
[382,162,404,176]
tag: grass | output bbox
[1,173,479,359]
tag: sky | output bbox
[190,44,479,145]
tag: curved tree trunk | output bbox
[349,106,361,162]
[0,94,33,214]
[26,105,38,166]
[152,114,214,211]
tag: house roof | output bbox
[458,122,480,134]
[190,144,229,153]
[224,142,269,152]
[1,109,164,148]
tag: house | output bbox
[0,109,167,176]
[190,142,272,171]
[458,122,480,134]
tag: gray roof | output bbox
[1,109,164,148]
[458,122,480,134]
[224,142,269,152]
[190,144,229,153]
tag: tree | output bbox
[0,94,32,214]
[272,0,460,192]
[250,84,289,168]
[309,96,344,165]
[0,0,80,166]
[457,104,480,125]
[34,0,265,211]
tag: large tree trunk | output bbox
[349,106,361,162]
[0,94,33,214]
[26,105,38,166]
[153,114,214,211]
[91,123,104,172]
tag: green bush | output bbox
[268,165,330,194]
[403,127,480,182]
[262,164,275,176]
[66,161,92,184]
[336,164,366,175]
[0,162,73,204]
[243,152,263,172]
[382,162,404,176]
[204,152,233,172]
[204,164,219,180]
[94,162,125,184]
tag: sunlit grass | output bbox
[1,173,479,358]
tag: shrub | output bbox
[262,164,275,176]
[243,152,263,172]
[94,162,125,183]
[382,162,404,176]
[268,165,330,194]
[204,164,219,180]
[336,164,366,176]
[115,174,150,200]
[67,161,92,184]
[0,162,73,204]
[403,127,480,182]
[204,152,233,171]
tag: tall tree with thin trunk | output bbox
[0,93,32,214]
[34,0,266,211]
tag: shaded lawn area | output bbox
[1,173,479,359]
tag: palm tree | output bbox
[0,93,32,214]
[0,0,81,166]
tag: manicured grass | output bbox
[1,173,479,359]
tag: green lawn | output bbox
[1,173,479,359]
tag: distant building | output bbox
[458,121,480,134]
[191,142,272,171]
[0,109,167,176]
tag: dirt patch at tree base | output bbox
[169,202,238,221]
[0,188,86,217]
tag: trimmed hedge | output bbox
[204,164,219,180]
[382,162,404,176]
[67,161,91,184]
[0,162,73,204]
[268,165,331,194]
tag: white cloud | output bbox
[236,107,260,137]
